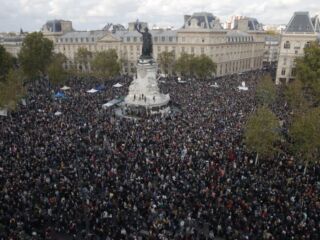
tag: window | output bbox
[202,38,205,43]
[284,41,290,49]
[133,37,137,42]
[86,37,89,42]
[75,38,78,42]
[191,47,194,53]
[80,38,83,42]
[291,68,296,77]
[91,37,94,42]
[70,38,73,43]
[283,58,287,65]
[281,68,286,76]
[169,37,173,42]
[127,37,130,42]
[161,36,165,42]
[154,37,158,42]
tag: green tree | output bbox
[91,49,121,79]
[174,53,195,77]
[256,75,277,106]
[157,51,175,75]
[0,69,25,110]
[192,54,216,79]
[284,79,309,113]
[289,108,320,172]
[48,53,67,86]
[244,107,281,162]
[0,45,14,82]
[295,41,320,105]
[75,47,93,72]
[18,32,54,80]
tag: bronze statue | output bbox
[135,21,153,59]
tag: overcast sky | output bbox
[1,0,319,32]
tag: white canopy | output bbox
[54,111,62,116]
[210,82,219,88]
[238,81,248,91]
[61,85,71,91]
[87,88,98,93]
[0,108,8,117]
[102,99,122,109]
[113,83,123,88]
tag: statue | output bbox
[135,21,153,59]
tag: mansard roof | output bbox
[285,12,315,33]
[182,12,223,31]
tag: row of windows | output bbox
[227,36,254,43]
[283,40,311,49]
[123,36,177,43]
[58,37,96,43]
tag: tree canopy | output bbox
[18,32,54,80]
[193,54,217,79]
[75,47,93,72]
[0,70,25,110]
[157,51,175,75]
[174,53,216,79]
[0,45,14,82]
[91,49,121,79]
[295,41,320,105]
[244,107,281,159]
[256,75,277,106]
[48,53,67,86]
[289,107,320,166]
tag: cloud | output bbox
[0,0,319,32]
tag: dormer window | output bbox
[284,41,290,49]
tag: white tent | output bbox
[54,111,62,116]
[210,82,219,88]
[87,88,98,93]
[0,108,8,117]
[238,81,248,91]
[102,99,122,109]
[113,83,123,88]
[61,85,71,91]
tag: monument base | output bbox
[123,59,170,116]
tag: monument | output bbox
[124,21,170,115]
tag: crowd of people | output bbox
[0,70,319,240]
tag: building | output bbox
[52,12,265,76]
[0,33,26,57]
[276,12,320,84]
[264,35,280,66]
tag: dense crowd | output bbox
[0,71,319,240]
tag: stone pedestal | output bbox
[124,59,170,114]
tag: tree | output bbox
[0,69,25,110]
[192,54,216,79]
[244,107,281,162]
[0,45,14,82]
[18,32,54,80]
[256,75,277,106]
[157,51,175,75]
[91,49,121,79]
[289,108,320,171]
[174,53,195,77]
[48,53,67,86]
[75,47,93,72]
[284,79,309,113]
[295,41,320,105]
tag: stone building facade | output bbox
[50,12,265,77]
[276,12,320,84]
